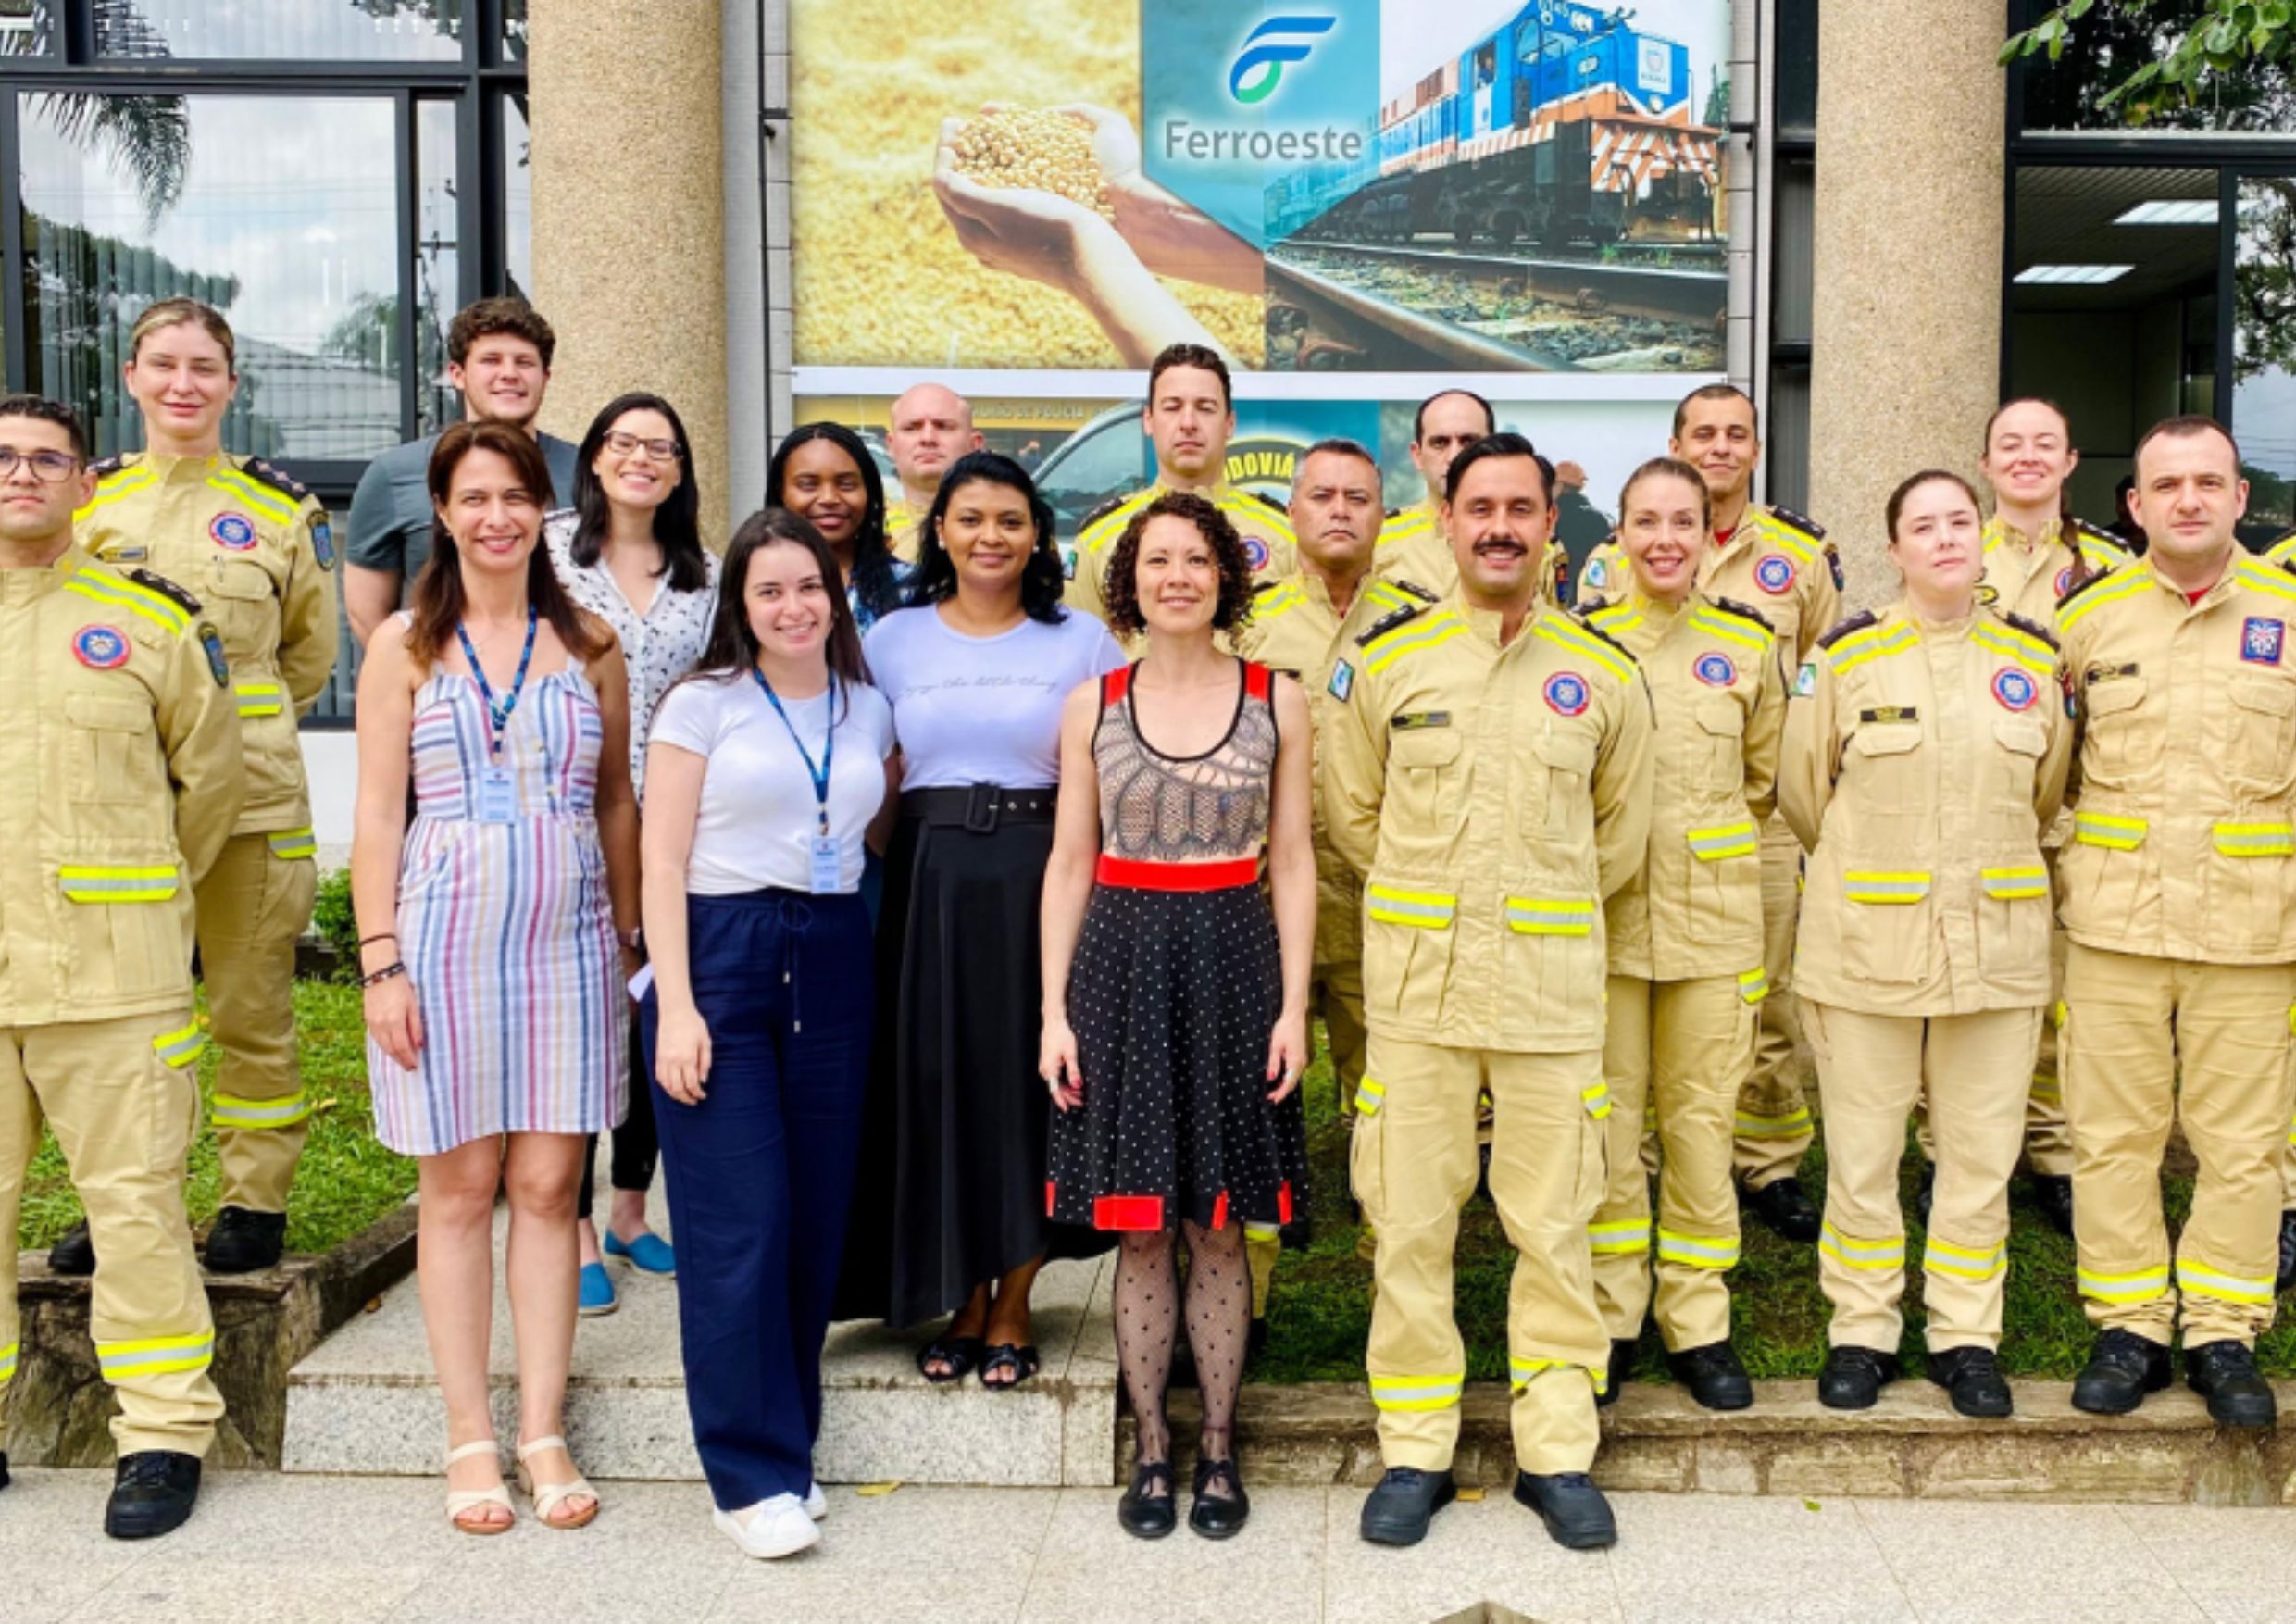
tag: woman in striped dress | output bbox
[352,421,642,1533]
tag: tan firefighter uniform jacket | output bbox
[1323,590,1654,1054]
[0,546,243,1026]
[1978,514,2129,624]
[1579,505,1841,667]
[1065,480,1297,626]
[1780,602,2073,1016]
[2053,552,2296,966]
[76,452,336,843]
[1579,590,1786,987]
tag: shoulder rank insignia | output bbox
[1355,599,1431,648]
[242,456,313,503]
[89,454,128,480]
[1388,577,1440,603]
[1767,505,1828,541]
[1816,609,1879,650]
[1708,596,1774,635]
[128,568,204,617]
[2003,609,2060,650]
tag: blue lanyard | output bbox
[751,666,836,836]
[455,606,539,757]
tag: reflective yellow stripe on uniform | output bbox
[1355,1077,1386,1118]
[1980,866,2049,900]
[1363,613,1466,673]
[1688,821,1758,861]
[2176,1257,2276,1305]
[1366,886,1455,928]
[1656,1229,1741,1270]
[1504,897,1594,936]
[1586,604,1641,636]
[1841,871,1930,904]
[206,467,297,526]
[1737,1106,1810,1138]
[1578,1081,1612,1120]
[1254,581,1307,620]
[59,865,180,902]
[152,1020,206,1069]
[61,573,189,636]
[1737,967,1768,1005]
[1971,622,2054,679]
[1590,1218,1651,1256]
[97,1330,215,1380]
[73,462,158,517]
[1369,1372,1464,1412]
[213,1091,311,1131]
[1532,616,1633,682]
[1923,1235,2006,1281]
[2077,1264,2170,1305]
[0,1340,17,1384]
[1687,606,1772,650]
[2212,821,2294,857]
[1242,1222,1282,1243]
[1818,1222,1904,1272]
[2074,812,2148,850]
[235,681,284,718]
[1827,622,1918,675]
[1510,1355,1606,1395]
[2235,558,2296,603]
[1364,581,1418,613]
[2056,567,2151,630]
[268,827,318,860]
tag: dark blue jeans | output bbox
[644,887,873,1510]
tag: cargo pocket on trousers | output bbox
[1571,1083,1610,1225]
[1349,1101,1389,1224]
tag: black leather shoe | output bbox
[2070,1328,2171,1416]
[1512,1470,1616,1551]
[1117,1461,1177,1540]
[1596,1337,1637,1409]
[1667,1340,1754,1411]
[1816,1345,1897,1410]
[105,1451,201,1540]
[1927,1346,2014,1418]
[1742,1176,1821,1243]
[0,1450,11,1492]
[2028,1174,2075,1238]
[203,1206,287,1275]
[1188,1457,1250,1540]
[1359,1466,1455,1546]
[1915,1161,1935,1227]
[2186,1341,2277,1429]
[47,1221,94,1278]
[2277,1208,2296,1298]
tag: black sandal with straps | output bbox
[979,1343,1040,1390]
[1118,1461,1177,1540]
[916,1334,986,1385]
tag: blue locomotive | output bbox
[1304,2,1721,250]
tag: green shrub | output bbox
[312,866,359,982]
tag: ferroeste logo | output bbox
[1229,16,1337,105]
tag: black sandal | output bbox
[916,1334,987,1384]
[1189,1457,1251,1539]
[1118,1461,1177,1540]
[978,1343,1041,1391]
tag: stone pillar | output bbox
[1807,3,2004,608]
[529,0,730,538]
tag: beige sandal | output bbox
[445,1439,514,1535]
[516,1434,600,1530]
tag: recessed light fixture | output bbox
[2114,200,2218,226]
[2015,264,2135,285]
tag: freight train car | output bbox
[1305,1,1720,251]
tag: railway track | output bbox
[1286,240,1728,326]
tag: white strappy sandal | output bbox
[516,1434,600,1530]
[445,1438,515,1535]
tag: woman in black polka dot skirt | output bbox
[1039,492,1315,1543]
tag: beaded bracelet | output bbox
[359,962,407,989]
[357,932,398,949]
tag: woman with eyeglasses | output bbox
[543,393,720,1316]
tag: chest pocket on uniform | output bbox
[1691,697,1745,794]
[1989,718,2049,834]
[64,693,155,806]
[1842,720,1924,817]
[2225,675,2296,798]
[2079,677,2148,792]
[204,556,278,660]
[1529,729,1596,839]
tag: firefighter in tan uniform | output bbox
[1577,457,1785,1412]
[1580,387,1840,1240]
[65,301,338,1278]
[0,395,243,1537]
[1377,388,1566,603]
[1066,345,1294,629]
[2057,418,2296,1429]
[2269,532,2296,1298]
[1327,434,1653,1552]
[885,381,981,565]
[1780,470,2072,1419]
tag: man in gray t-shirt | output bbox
[343,297,581,645]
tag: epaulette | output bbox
[1252,576,1291,598]
[1576,596,1618,618]
[241,456,313,503]
[1766,505,1827,542]
[2070,518,2119,548]
[2055,568,2124,610]
[1566,609,1637,660]
[2265,529,2296,565]
[2002,609,2059,651]
[1387,577,1440,602]
[1355,598,1433,648]
[89,454,128,479]
[1078,487,1153,553]
[128,568,204,617]
[1246,488,1286,514]
[1708,596,1774,635]
[1816,610,1878,650]
[1537,611,1638,684]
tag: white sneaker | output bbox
[803,1484,827,1521]
[714,1494,821,1559]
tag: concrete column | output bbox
[529,0,731,538]
[1807,2,2004,608]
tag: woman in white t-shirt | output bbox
[835,451,1125,1389]
[638,508,896,1561]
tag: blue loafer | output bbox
[604,1230,675,1278]
[579,1261,619,1317]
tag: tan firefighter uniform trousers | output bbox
[1805,1001,2041,1353]
[1917,872,2075,1178]
[199,829,318,1214]
[0,1015,223,1455]
[1593,974,1752,1351]
[1356,1035,1608,1476]
[1733,817,1811,1188]
[1250,960,1372,1315]
[2065,943,2296,1345]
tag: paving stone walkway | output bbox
[9,1466,2296,1624]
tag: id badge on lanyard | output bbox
[458,608,539,827]
[754,668,841,894]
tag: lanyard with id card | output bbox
[751,667,842,893]
[455,606,539,825]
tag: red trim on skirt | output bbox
[1093,854,1260,891]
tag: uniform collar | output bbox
[126,450,230,484]
[2137,551,2243,611]
[1,539,94,604]
[1153,474,1234,505]
[1449,583,1542,649]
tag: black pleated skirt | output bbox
[834,806,1111,1329]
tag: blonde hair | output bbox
[129,298,236,372]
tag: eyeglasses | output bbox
[0,446,84,482]
[604,431,681,463]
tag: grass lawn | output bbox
[1254,1036,2296,1384]
[17,980,417,1256]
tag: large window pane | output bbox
[502,0,528,64]
[2235,176,2296,543]
[502,92,531,298]
[1,0,54,57]
[94,1,464,63]
[19,92,404,459]
[416,98,460,434]
[2019,1,2296,133]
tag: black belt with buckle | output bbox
[903,784,1059,832]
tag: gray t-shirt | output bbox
[345,429,580,596]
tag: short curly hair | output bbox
[1100,491,1257,638]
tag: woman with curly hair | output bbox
[1040,491,1316,1541]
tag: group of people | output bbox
[2,292,2292,1563]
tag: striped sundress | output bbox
[368,650,627,1156]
